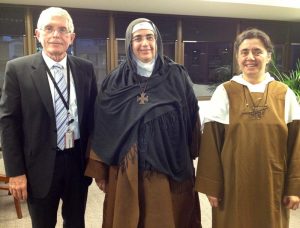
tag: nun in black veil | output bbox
[85,18,202,228]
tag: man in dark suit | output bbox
[0,7,97,228]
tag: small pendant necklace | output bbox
[137,78,149,105]
[242,84,269,119]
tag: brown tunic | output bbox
[195,81,300,228]
[85,118,202,228]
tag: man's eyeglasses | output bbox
[41,26,70,35]
[132,34,156,43]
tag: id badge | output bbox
[65,130,74,149]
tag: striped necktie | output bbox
[52,63,68,150]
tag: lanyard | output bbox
[44,59,71,110]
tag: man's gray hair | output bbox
[37,7,74,33]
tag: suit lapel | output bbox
[31,53,55,120]
[68,56,84,125]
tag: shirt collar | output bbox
[231,72,274,92]
[42,51,67,69]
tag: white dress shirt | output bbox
[42,51,80,140]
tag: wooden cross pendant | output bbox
[249,106,268,119]
[137,92,149,104]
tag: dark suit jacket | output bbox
[0,52,97,198]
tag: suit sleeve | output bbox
[84,62,98,161]
[88,62,98,136]
[0,61,26,177]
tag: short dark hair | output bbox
[234,28,274,54]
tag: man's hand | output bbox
[95,178,107,193]
[9,174,27,200]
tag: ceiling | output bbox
[2,0,300,22]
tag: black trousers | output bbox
[27,141,89,228]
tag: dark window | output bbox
[116,39,126,65]
[74,38,107,89]
[32,6,45,31]
[68,9,109,38]
[182,18,236,96]
[240,20,289,44]
[182,18,237,41]
[290,44,300,70]
[0,6,25,94]
[0,6,25,36]
[184,42,233,83]
[289,23,300,71]
[290,22,300,43]
[70,9,109,89]
[273,44,285,72]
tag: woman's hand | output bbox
[95,178,107,193]
[283,196,300,210]
[207,195,220,207]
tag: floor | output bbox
[1,157,300,227]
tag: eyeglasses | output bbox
[41,26,70,35]
[132,34,156,43]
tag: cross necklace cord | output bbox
[137,77,149,105]
[242,84,269,120]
